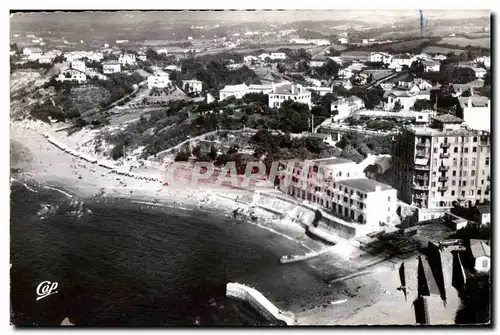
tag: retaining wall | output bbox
[226,282,295,325]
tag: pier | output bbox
[226,282,296,325]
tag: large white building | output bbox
[391,54,413,67]
[458,95,490,132]
[389,115,491,221]
[280,157,398,233]
[422,60,441,72]
[119,53,137,66]
[370,52,392,64]
[270,52,286,60]
[219,83,250,100]
[331,96,365,121]
[103,62,121,74]
[57,68,87,83]
[268,83,312,109]
[182,79,203,93]
[71,60,86,73]
[147,71,171,89]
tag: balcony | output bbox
[440,153,450,159]
[440,142,451,148]
[414,164,430,171]
[438,186,448,192]
[439,165,450,171]
[438,176,449,182]
[412,184,429,191]
[416,142,429,148]
[414,194,428,200]
[416,152,429,159]
[415,175,429,181]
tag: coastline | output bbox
[10,119,463,325]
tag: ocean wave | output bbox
[41,186,74,199]
[10,177,38,193]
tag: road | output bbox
[311,45,332,59]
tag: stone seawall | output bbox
[226,282,296,325]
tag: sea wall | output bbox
[226,283,296,325]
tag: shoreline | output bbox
[10,119,463,325]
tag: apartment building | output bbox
[279,157,397,232]
[269,83,312,109]
[389,114,491,222]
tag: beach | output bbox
[10,119,463,326]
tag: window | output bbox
[473,136,478,142]
[433,148,437,153]
[453,158,457,167]
[471,180,475,186]
[451,190,455,196]
[343,196,348,202]
[452,180,456,186]
[486,157,490,165]
[432,191,436,197]
[432,182,436,187]
[472,158,476,166]
[464,158,468,166]
[481,180,484,185]
[463,171,467,177]
[433,171,437,177]
[388,196,391,201]
[462,181,467,187]
[454,147,458,153]
[478,190,482,195]
[464,147,469,153]
[482,259,489,268]
[462,191,465,197]
[471,170,476,177]
[453,170,457,176]
[469,190,474,196]
[473,147,477,153]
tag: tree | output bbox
[412,99,433,111]
[393,100,402,112]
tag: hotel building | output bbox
[389,114,491,221]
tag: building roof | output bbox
[389,91,414,98]
[422,60,439,66]
[470,239,490,258]
[476,205,491,214]
[220,83,249,92]
[337,178,393,193]
[249,84,272,90]
[472,67,487,73]
[273,84,310,95]
[28,47,43,53]
[432,113,463,124]
[307,157,354,166]
[458,95,489,109]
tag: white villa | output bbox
[148,71,171,89]
[182,79,203,93]
[103,62,122,74]
[119,53,137,66]
[268,83,312,109]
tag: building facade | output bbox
[280,157,398,232]
[389,115,491,221]
[147,71,171,89]
[268,83,312,109]
[71,60,86,73]
[103,62,122,74]
[458,95,490,132]
[119,53,137,66]
[182,79,203,93]
[331,96,365,120]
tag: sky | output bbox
[10,10,490,24]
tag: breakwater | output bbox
[226,283,296,325]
